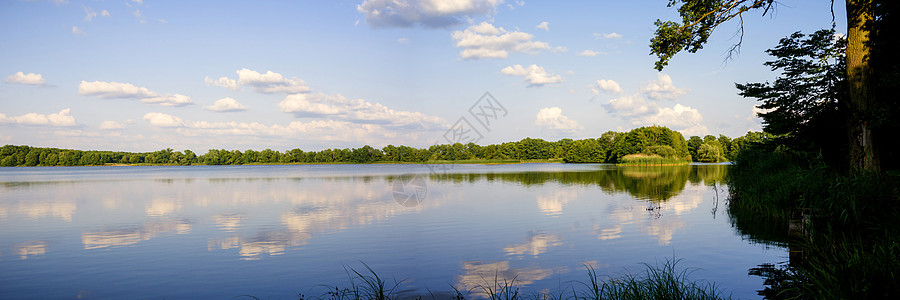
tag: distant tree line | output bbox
[0,126,772,167]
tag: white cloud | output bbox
[451,22,550,59]
[99,120,129,130]
[357,0,502,28]
[72,26,86,35]
[278,93,446,130]
[577,50,605,57]
[78,81,194,107]
[237,68,310,93]
[603,93,708,136]
[83,5,97,22]
[592,79,623,94]
[143,112,185,128]
[500,64,563,87]
[101,10,110,17]
[642,73,687,100]
[0,109,77,127]
[207,69,310,94]
[204,76,238,90]
[6,72,46,85]
[604,94,658,117]
[397,37,410,44]
[641,104,704,128]
[594,32,622,39]
[536,21,549,31]
[535,107,582,133]
[679,125,710,136]
[204,97,248,112]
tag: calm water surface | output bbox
[0,164,784,299]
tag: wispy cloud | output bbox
[78,81,194,107]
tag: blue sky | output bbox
[1,0,845,152]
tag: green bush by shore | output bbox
[617,154,691,166]
[726,148,900,298]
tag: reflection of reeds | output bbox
[290,260,729,300]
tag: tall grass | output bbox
[727,148,900,298]
[311,262,404,300]
[297,259,730,300]
[617,154,691,166]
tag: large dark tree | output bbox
[651,0,898,173]
[735,29,847,164]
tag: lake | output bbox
[0,163,784,299]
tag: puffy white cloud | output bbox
[0,109,77,127]
[206,69,310,94]
[204,76,238,90]
[604,94,708,136]
[204,97,248,112]
[641,104,704,128]
[79,81,156,98]
[236,68,310,94]
[72,26,86,35]
[679,125,710,136]
[99,120,129,130]
[78,81,194,107]
[279,93,446,130]
[604,94,658,117]
[536,21,549,31]
[535,107,582,133]
[577,50,606,57]
[451,22,550,59]
[102,10,110,17]
[594,32,622,39]
[601,74,706,135]
[143,112,185,128]
[397,37,410,43]
[592,79,623,94]
[357,0,502,28]
[500,64,563,87]
[6,72,46,85]
[642,73,687,100]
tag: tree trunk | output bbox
[845,0,881,174]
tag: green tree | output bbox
[736,29,848,165]
[687,136,703,161]
[697,142,724,162]
[650,0,897,173]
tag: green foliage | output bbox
[728,148,900,298]
[618,154,691,166]
[650,0,775,70]
[1,126,762,167]
[696,143,725,163]
[643,145,677,158]
[609,126,692,163]
[563,138,606,163]
[735,29,847,163]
